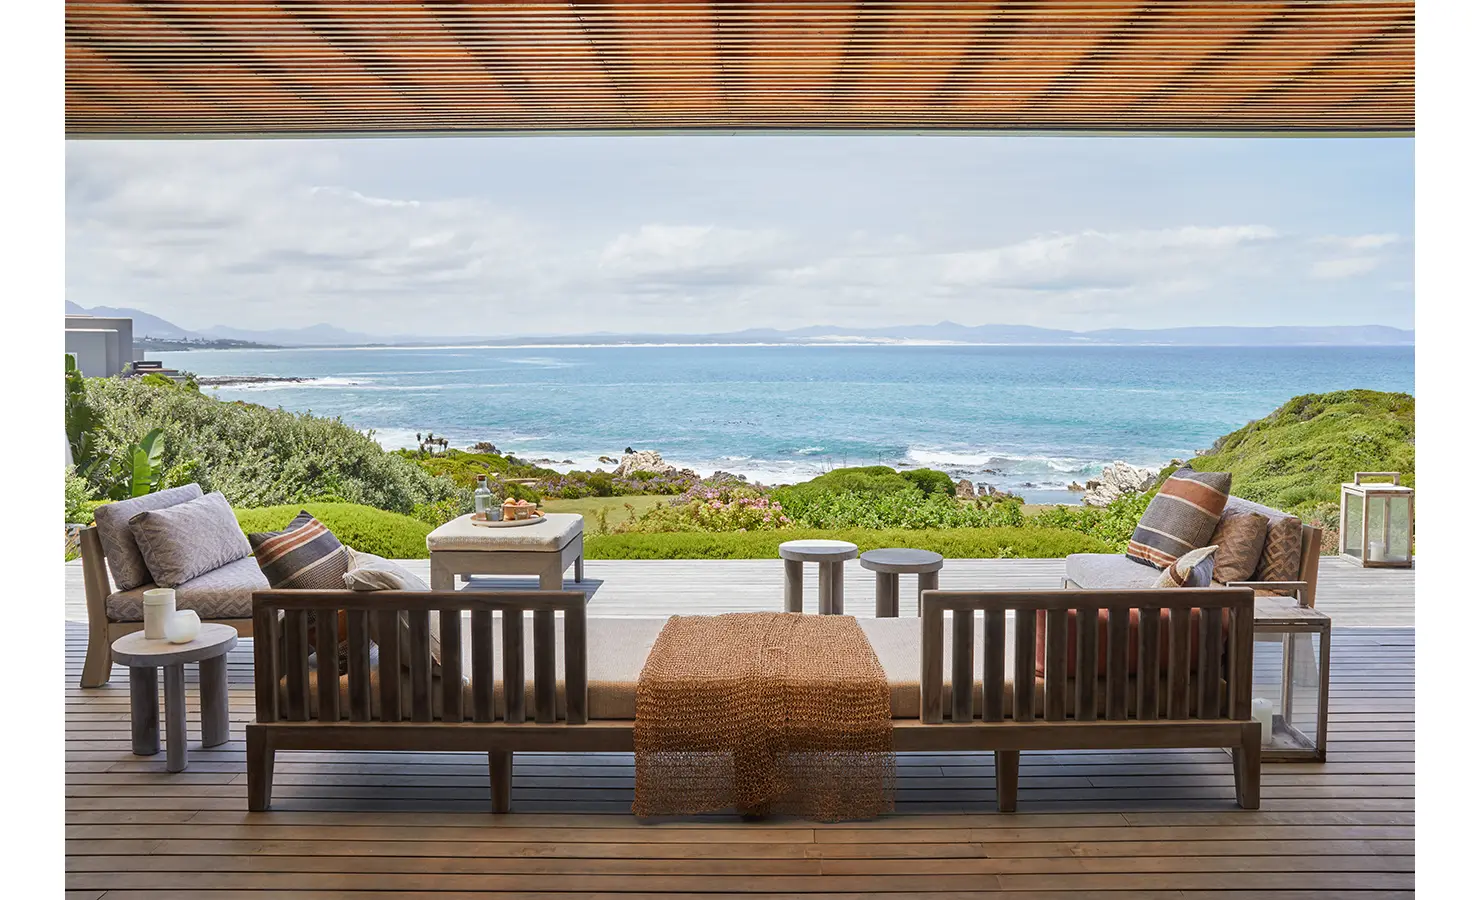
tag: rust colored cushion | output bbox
[1255,514,1303,587]
[1035,607,1226,679]
[1209,511,1269,584]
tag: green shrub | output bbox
[774,466,915,500]
[398,449,555,487]
[586,527,1112,560]
[1178,390,1414,516]
[1030,490,1152,551]
[81,376,464,515]
[900,468,956,497]
[775,489,1025,530]
[65,469,93,525]
[233,503,434,559]
[617,486,791,532]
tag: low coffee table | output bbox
[779,539,858,615]
[112,624,237,773]
[860,548,945,617]
[427,512,585,591]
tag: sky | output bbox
[64,136,1414,337]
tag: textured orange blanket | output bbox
[633,612,895,821]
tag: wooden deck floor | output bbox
[64,555,1415,628]
[64,558,1415,897]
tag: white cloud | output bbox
[65,139,1414,334]
[1312,257,1382,279]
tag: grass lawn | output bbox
[539,495,670,532]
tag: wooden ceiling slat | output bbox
[64,0,1415,136]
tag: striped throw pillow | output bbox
[248,511,351,589]
[1126,468,1232,569]
[249,511,353,674]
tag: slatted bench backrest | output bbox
[919,588,1256,725]
[252,590,590,726]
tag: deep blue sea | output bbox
[154,344,1415,504]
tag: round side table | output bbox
[860,549,945,617]
[779,539,858,615]
[112,624,238,773]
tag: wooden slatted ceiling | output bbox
[65,0,1415,137]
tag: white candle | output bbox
[142,589,176,640]
[165,609,201,644]
[1252,697,1274,744]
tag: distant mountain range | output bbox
[65,303,1414,348]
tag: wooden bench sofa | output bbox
[247,586,1259,814]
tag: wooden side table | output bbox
[860,548,945,617]
[1251,600,1331,762]
[112,624,238,772]
[779,540,858,614]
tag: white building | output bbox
[65,315,137,377]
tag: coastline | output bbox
[169,343,1413,507]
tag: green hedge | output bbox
[80,376,464,516]
[1181,389,1414,515]
[233,503,433,560]
[585,527,1113,560]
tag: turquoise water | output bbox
[156,344,1415,503]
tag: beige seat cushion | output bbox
[1064,553,1163,591]
[466,615,1007,720]
[426,513,583,552]
[107,555,268,622]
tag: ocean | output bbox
[154,344,1415,504]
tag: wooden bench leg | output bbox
[246,727,275,811]
[81,624,114,688]
[1232,723,1262,810]
[490,750,513,813]
[995,750,1020,813]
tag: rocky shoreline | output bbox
[197,375,312,387]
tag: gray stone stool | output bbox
[779,539,859,614]
[860,548,945,617]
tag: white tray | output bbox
[471,513,546,528]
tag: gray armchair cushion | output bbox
[107,556,269,622]
[1064,553,1163,591]
[91,484,203,590]
[128,491,252,587]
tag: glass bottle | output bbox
[473,475,493,518]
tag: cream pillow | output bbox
[1154,545,1218,589]
[343,548,441,670]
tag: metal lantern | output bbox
[1339,472,1414,568]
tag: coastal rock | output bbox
[598,455,619,465]
[955,479,976,499]
[1082,461,1159,507]
[470,441,498,453]
[976,482,993,497]
[1067,481,1085,492]
[614,449,677,478]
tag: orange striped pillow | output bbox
[1126,468,1232,569]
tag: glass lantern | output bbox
[1251,608,1331,762]
[1338,472,1414,568]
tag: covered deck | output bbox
[66,557,1414,897]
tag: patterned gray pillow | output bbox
[343,548,442,671]
[128,491,252,588]
[92,483,203,590]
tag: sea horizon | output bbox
[156,343,1416,504]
